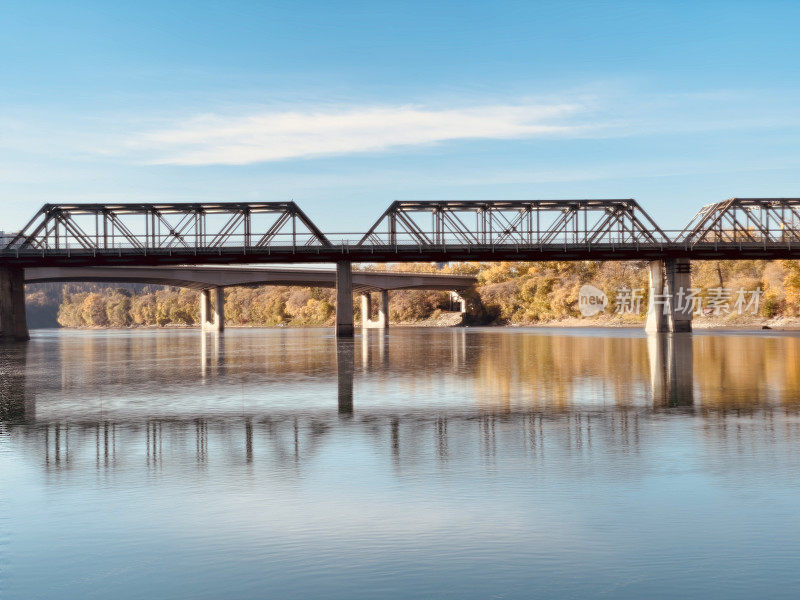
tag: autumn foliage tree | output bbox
[36,259,800,328]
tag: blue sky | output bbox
[1,0,799,232]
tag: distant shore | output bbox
[41,315,800,332]
[507,314,800,330]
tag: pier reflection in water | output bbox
[3,328,800,600]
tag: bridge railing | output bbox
[328,232,676,249]
[2,232,327,253]
[5,230,800,257]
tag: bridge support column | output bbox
[450,291,467,314]
[379,290,389,327]
[645,259,692,333]
[666,258,692,333]
[360,293,371,329]
[200,287,224,332]
[645,261,667,333]
[360,291,389,329]
[336,261,354,337]
[0,267,29,342]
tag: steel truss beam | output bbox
[4,202,331,251]
[677,198,800,246]
[357,200,669,246]
[5,198,800,267]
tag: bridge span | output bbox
[20,266,476,338]
[24,265,476,293]
[2,196,800,339]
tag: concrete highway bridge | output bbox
[24,265,476,335]
[1,196,799,339]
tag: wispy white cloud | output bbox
[5,88,800,171]
[130,102,594,165]
[122,88,800,166]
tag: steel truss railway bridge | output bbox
[1,197,799,340]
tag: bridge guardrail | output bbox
[2,230,797,252]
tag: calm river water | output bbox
[2,327,800,599]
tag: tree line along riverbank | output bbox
[24,260,800,329]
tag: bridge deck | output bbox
[6,241,800,268]
[25,265,477,291]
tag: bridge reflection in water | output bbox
[2,328,800,472]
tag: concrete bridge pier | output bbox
[666,258,692,332]
[335,261,354,337]
[200,287,224,332]
[360,291,389,329]
[645,259,692,333]
[0,267,29,341]
[645,261,667,333]
[450,291,467,314]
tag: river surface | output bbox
[2,327,800,599]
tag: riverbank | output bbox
[40,314,800,331]
[507,314,800,330]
